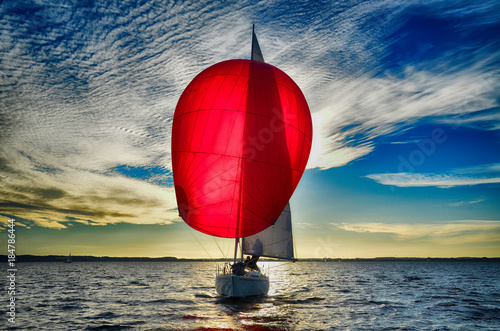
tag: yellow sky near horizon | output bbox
[3,215,499,259]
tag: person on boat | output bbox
[246,255,260,270]
[231,261,246,276]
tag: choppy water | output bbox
[4,261,500,330]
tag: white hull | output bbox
[215,274,269,297]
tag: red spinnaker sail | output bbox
[172,59,312,238]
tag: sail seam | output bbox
[171,151,308,172]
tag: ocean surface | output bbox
[4,261,500,330]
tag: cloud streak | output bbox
[330,220,500,245]
[366,173,500,188]
[366,163,500,188]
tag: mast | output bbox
[231,25,266,265]
[251,24,265,62]
[240,237,244,262]
[233,238,239,264]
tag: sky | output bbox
[1,0,499,258]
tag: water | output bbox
[4,261,499,330]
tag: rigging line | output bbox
[188,226,213,260]
[213,237,226,258]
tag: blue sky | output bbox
[0,0,499,258]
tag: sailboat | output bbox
[65,253,72,263]
[171,26,312,297]
[216,202,295,297]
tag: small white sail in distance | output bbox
[242,202,296,261]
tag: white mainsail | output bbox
[242,202,296,260]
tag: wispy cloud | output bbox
[307,61,499,169]
[449,198,485,208]
[452,163,500,175]
[330,220,500,244]
[295,222,322,230]
[0,153,179,229]
[366,163,500,188]
[366,173,500,188]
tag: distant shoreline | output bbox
[2,255,499,263]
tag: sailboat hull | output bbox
[215,275,269,297]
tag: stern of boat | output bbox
[215,263,269,297]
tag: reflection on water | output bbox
[4,261,499,330]
[200,262,300,330]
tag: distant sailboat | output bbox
[65,253,72,263]
[171,25,312,297]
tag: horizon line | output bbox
[4,254,499,261]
